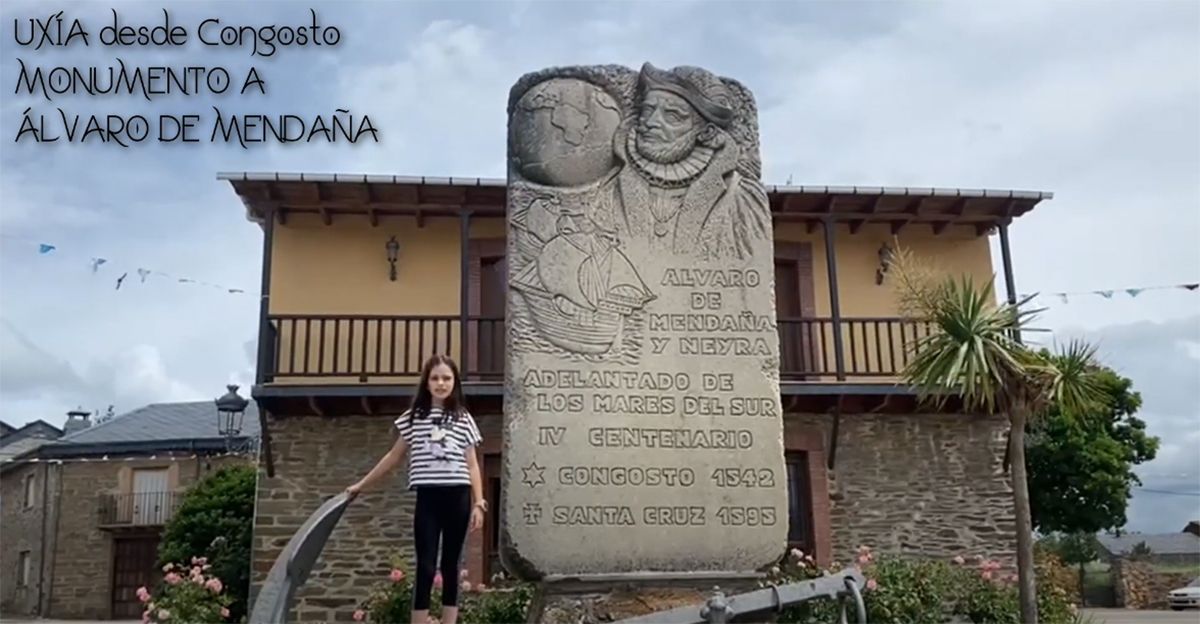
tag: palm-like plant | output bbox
[890,245,1103,624]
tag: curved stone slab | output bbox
[249,492,351,624]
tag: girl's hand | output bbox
[470,506,485,532]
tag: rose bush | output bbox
[141,557,234,624]
[353,555,533,624]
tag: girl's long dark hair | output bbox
[408,354,467,420]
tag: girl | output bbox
[346,354,486,624]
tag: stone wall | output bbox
[1114,559,1194,609]
[256,409,1014,622]
[0,463,59,617]
[786,412,1016,567]
[250,412,504,623]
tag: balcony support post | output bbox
[256,208,277,477]
[822,217,847,380]
[459,209,472,374]
[997,222,1021,474]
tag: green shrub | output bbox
[768,546,1085,624]
[157,464,256,621]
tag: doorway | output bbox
[111,535,160,618]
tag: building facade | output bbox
[225,172,1047,622]
[0,403,258,620]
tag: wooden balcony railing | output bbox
[264,315,934,383]
[99,491,180,527]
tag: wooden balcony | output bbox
[260,314,934,386]
[98,491,180,529]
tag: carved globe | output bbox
[510,78,622,187]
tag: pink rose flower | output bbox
[164,572,182,586]
[982,571,993,580]
[433,572,443,589]
[790,548,803,560]
[460,569,469,580]
[952,555,965,565]
[461,580,472,592]
[857,553,872,564]
[142,609,151,624]
[162,563,174,573]
[206,577,223,593]
[866,578,878,591]
[390,568,405,582]
[157,609,170,620]
[136,586,151,603]
[220,607,230,619]
[476,583,487,592]
[353,609,366,622]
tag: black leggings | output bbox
[412,485,471,609]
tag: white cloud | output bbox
[0,0,1196,531]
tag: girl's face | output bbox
[427,363,455,402]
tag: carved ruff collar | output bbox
[625,129,716,189]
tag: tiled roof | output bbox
[1096,532,1200,557]
[55,401,260,446]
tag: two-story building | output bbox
[222,171,1046,622]
[0,400,259,620]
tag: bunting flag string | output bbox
[1022,282,1199,305]
[1,234,251,296]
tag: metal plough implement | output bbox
[613,569,867,624]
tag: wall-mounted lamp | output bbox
[385,236,400,281]
[875,242,895,285]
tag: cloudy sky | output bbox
[1,0,1196,532]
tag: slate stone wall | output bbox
[254,410,1014,622]
[787,411,1016,567]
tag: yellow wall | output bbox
[774,222,996,318]
[265,214,995,382]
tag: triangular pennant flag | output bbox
[1184,283,1199,291]
[115,272,127,290]
[90,258,107,273]
[38,243,55,254]
[1096,290,1114,299]
[1126,288,1143,297]
[1058,293,1069,304]
[137,268,150,282]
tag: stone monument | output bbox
[502,63,785,586]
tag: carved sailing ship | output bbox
[510,196,655,355]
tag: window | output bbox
[22,473,35,508]
[785,451,814,554]
[17,551,31,587]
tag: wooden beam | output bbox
[806,220,819,234]
[308,396,325,417]
[849,219,866,234]
[360,396,374,416]
[416,210,425,228]
[866,194,884,213]
[365,184,379,227]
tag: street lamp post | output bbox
[214,384,249,451]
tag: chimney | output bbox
[63,408,92,436]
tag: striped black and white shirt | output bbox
[395,408,482,489]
